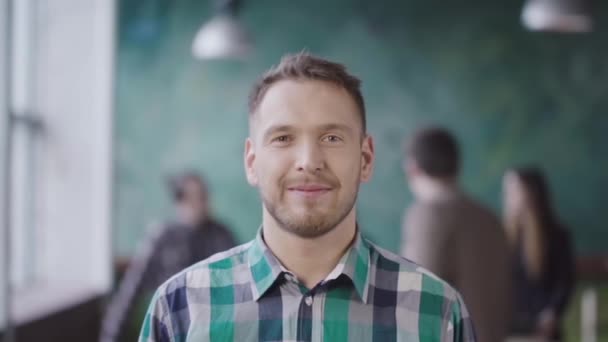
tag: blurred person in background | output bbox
[401,126,511,342]
[100,170,236,342]
[503,167,575,341]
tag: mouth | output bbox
[287,184,333,199]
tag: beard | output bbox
[260,173,360,239]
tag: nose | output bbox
[295,139,324,173]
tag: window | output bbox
[1,0,10,332]
[0,0,114,331]
[9,0,42,292]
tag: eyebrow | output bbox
[316,123,355,134]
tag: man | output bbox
[101,171,236,342]
[401,127,510,342]
[139,53,475,341]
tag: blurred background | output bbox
[1,0,607,341]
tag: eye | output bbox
[322,135,343,143]
[271,135,292,144]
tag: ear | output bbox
[360,135,375,183]
[244,138,258,186]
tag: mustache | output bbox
[282,175,340,189]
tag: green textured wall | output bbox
[114,0,608,257]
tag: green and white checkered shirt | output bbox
[139,229,476,341]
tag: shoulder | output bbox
[206,218,229,231]
[368,240,463,302]
[403,201,441,227]
[154,241,253,300]
[134,221,181,255]
[142,240,254,335]
[402,201,453,241]
[146,221,177,239]
[366,240,474,339]
[460,194,501,222]
[404,200,434,216]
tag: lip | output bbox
[287,184,333,198]
[288,184,332,191]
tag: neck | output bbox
[410,175,458,202]
[262,208,357,289]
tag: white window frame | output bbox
[1,0,115,331]
[0,0,12,335]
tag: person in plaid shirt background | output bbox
[139,52,476,341]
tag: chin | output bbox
[287,225,335,239]
[276,212,333,236]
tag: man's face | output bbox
[245,79,374,238]
[177,178,210,225]
[503,172,526,216]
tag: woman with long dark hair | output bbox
[503,167,575,341]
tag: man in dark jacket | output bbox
[100,171,236,342]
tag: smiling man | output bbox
[138,53,476,342]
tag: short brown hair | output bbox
[406,126,460,178]
[248,52,366,132]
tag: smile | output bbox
[287,184,333,199]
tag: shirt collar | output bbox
[247,227,371,303]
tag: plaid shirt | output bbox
[139,230,476,342]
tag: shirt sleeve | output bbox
[138,287,173,342]
[448,292,477,342]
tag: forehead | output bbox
[252,79,361,133]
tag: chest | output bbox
[185,285,445,342]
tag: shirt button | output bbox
[305,296,313,306]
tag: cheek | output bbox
[257,152,289,190]
[330,151,361,181]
